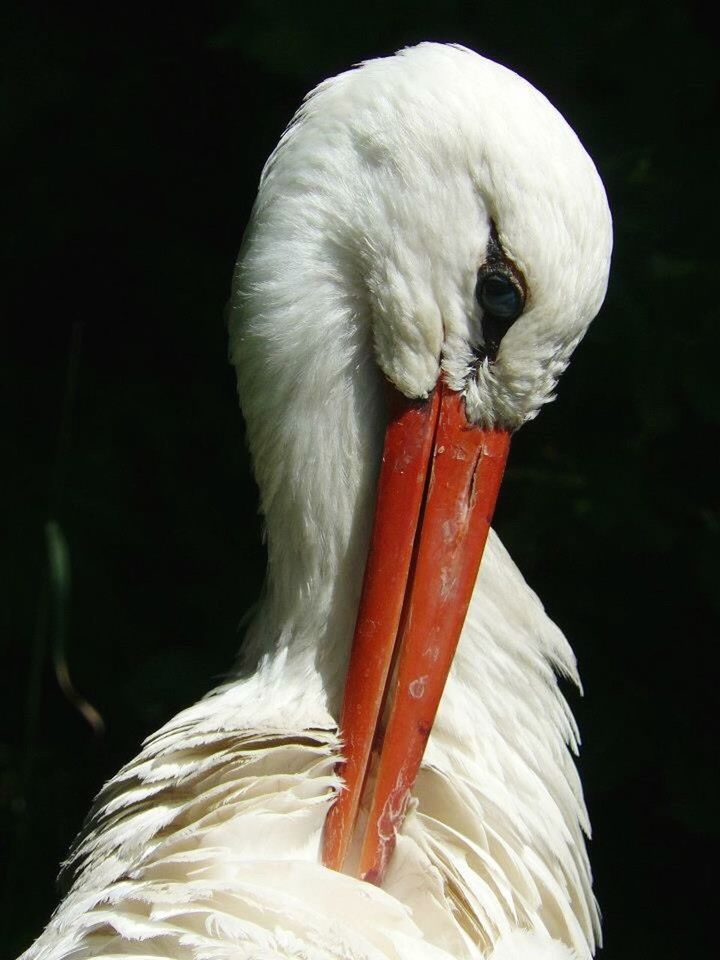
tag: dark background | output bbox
[3,2,718,957]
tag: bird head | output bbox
[240,43,611,430]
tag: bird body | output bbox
[22,44,612,960]
[23,535,595,960]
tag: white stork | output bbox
[22,43,612,960]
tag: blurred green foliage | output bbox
[2,3,718,957]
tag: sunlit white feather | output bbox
[22,534,595,960]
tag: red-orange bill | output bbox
[322,379,510,884]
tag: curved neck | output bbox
[230,249,387,717]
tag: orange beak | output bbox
[322,379,511,884]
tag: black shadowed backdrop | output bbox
[3,3,718,957]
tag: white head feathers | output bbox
[231,42,612,432]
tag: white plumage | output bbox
[22,43,612,960]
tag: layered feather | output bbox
[22,531,597,960]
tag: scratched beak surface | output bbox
[323,380,511,883]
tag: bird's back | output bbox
[22,530,596,960]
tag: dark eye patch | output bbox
[475,223,527,361]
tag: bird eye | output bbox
[476,271,524,322]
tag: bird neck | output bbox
[230,251,387,720]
